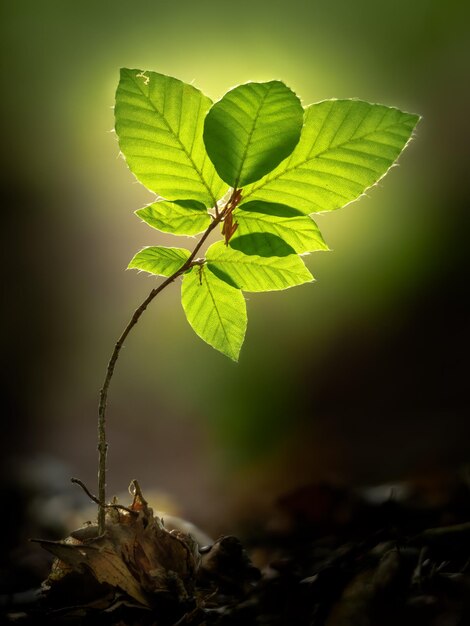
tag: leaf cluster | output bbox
[115,69,419,360]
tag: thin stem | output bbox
[97,213,223,534]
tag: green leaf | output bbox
[233,201,328,254]
[128,246,191,276]
[181,265,247,361]
[228,233,296,258]
[136,200,211,236]
[203,81,303,188]
[115,68,227,206]
[241,100,420,214]
[206,241,313,292]
[237,200,304,217]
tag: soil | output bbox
[1,469,470,625]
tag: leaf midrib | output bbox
[234,83,274,188]
[241,119,411,203]
[209,253,306,279]
[129,73,218,207]
[203,268,234,354]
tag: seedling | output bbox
[32,69,420,614]
[95,68,419,533]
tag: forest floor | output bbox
[1,465,470,625]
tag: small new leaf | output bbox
[206,240,313,292]
[204,81,303,188]
[241,100,420,213]
[136,200,211,236]
[181,265,247,361]
[128,246,191,277]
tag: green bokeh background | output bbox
[2,0,468,529]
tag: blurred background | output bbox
[1,0,469,538]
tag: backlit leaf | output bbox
[181,265,247,361]
[115,68,227,206]
[206,240,313,292]
[203,81,303,187]
[128,246,191,277]
[136,200,211,236]
[228,232,296,257]
[241,100,420,213]
[234,201,328,253]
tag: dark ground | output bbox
[1,464,470,626]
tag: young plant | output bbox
[95,68,419,534]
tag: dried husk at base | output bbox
[33,484,201,612]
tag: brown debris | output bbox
[198,535,261,593]
[25,482,262,624]
[33,482,201,611]
[3,473,470,624]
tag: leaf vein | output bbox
[129,72,218,207]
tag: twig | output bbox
[71,477,137,516]
[410,522,470,548]
[96,200,238,534]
